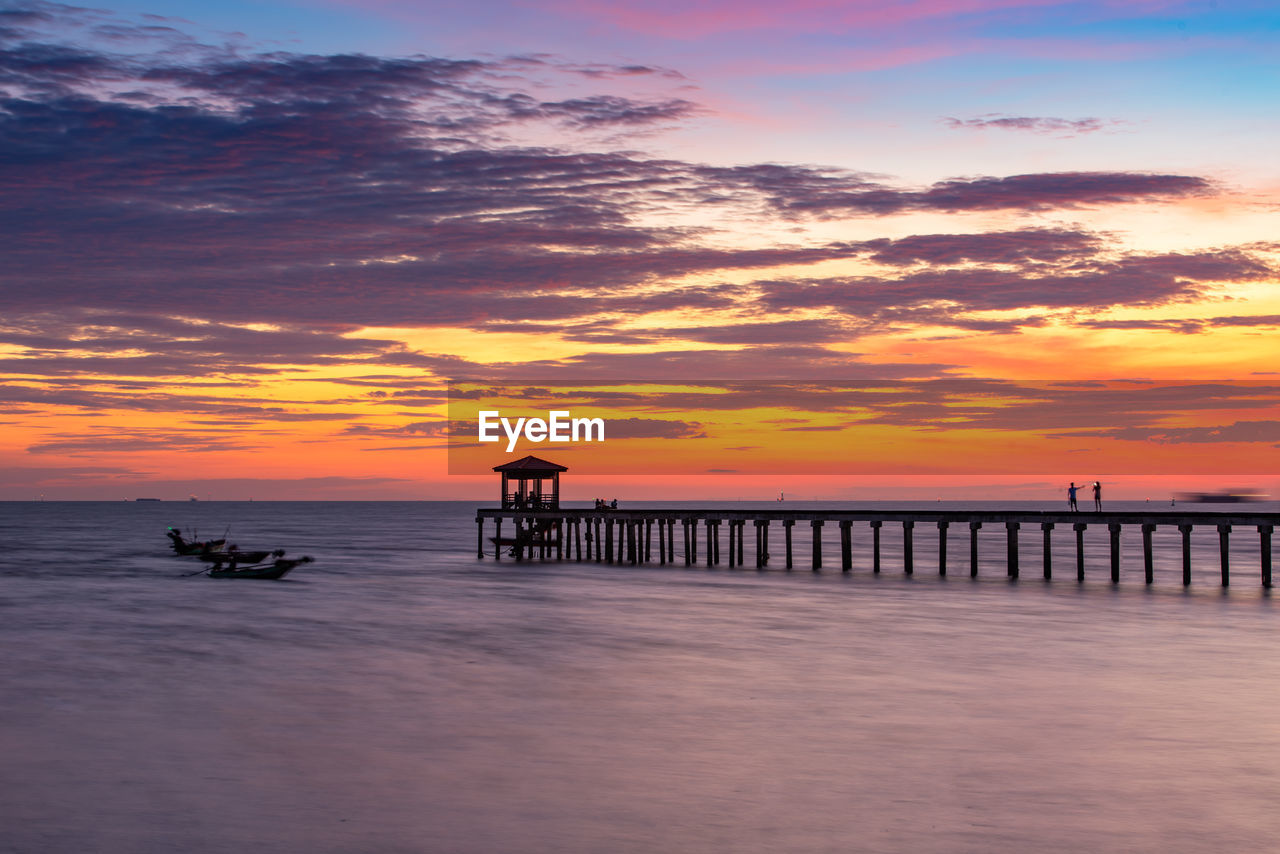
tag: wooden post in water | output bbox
[903,520,914,575]
[556,520,563,560]
[477,518,485,558]
[1179,524,1192,585]
[736,521,745,566]
[712,521,721,565]
[783,520,794,570]
[494,518,502,560]
[628,519,637,564]
[811,520,823,571]
[604,519,614,563]
[514,519,524,562]
[840,520,853,572]
[667,520,675,563]
[759,520,770,568]
[1260,525,1273,589]
[871,521,882,573]
[706,520,714,567]
[1218,524,1231,587]
[644,520,652,562]
[682,519,692,565]
[1006,522,1019,579]
[969,522,981,578]
[689,519,698,563]
[1141,524,1155,584]
[1040,522,1053,580]
[1074,522,1087,581]
[658,518,666,564]
[937,521,948,577]
[727,522,737,568]
[1108,523,1121,583]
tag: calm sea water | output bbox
[3,500,1280,853]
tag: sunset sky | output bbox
[2,0,1278,500]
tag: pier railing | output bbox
[475,508,1278,588]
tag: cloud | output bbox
[707,165,1211,217]
[861,228,1104,266]
[759,249,1273,314]
[943,115,1114,136]
[1071,420,1280,444]
[0,20,1225,343]
[599,417,706,439]
[26,430,265,455]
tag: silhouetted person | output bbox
[1092,481,1102,511]
[1067,482,1081,512]
[610,498,617,509]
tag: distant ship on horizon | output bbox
[1173,490,1266,503]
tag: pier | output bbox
[475,507,1279,588]
[476,458,1277,588]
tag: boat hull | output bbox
[207,557,311,580]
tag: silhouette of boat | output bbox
[1173,491,1265,503]
[208,556,312,580]
[196,548,282,564]
[166,527,226,554]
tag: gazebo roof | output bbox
[492,455,568,473]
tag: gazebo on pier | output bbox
[494,455,567,510]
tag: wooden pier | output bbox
[475,508,1279,588]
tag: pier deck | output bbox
[475,508,1279,588]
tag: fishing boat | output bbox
[166,527,226,555]
[196,547,283,564]
[207,556,312,580]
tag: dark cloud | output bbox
[943,115,1112,135]
[437,347,954,382]
[0,17,1226,343]
[707,165,1211,217]
[759,249,1272,314]
[1083,420,1280,444]
[600,417,706,439]
[659,318,856,345]
[1075,313,1280,335]
[26,430,264,454]
[861,228,1104,266]
[0,464,143,485]
[0,378,364,421]
[0,312,406,377]
[536,95,697,127]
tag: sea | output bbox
[3,499,1280,854]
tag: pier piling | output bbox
[474,507,1280,588]
[1142,524,1154,583]
[1006,522,1020,579]
[1074,523,1087,581]
[937,521,948,577]
[783,520,794,570]
[1219,524,1231,587]
[1260,525,1273,588]
[1109,523,1121,583]
[969,522,981,578]
[1041,522,1053,580]
[811,520,823,571]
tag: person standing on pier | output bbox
[1092,481,1102,511]
[1068,482,1081,511]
